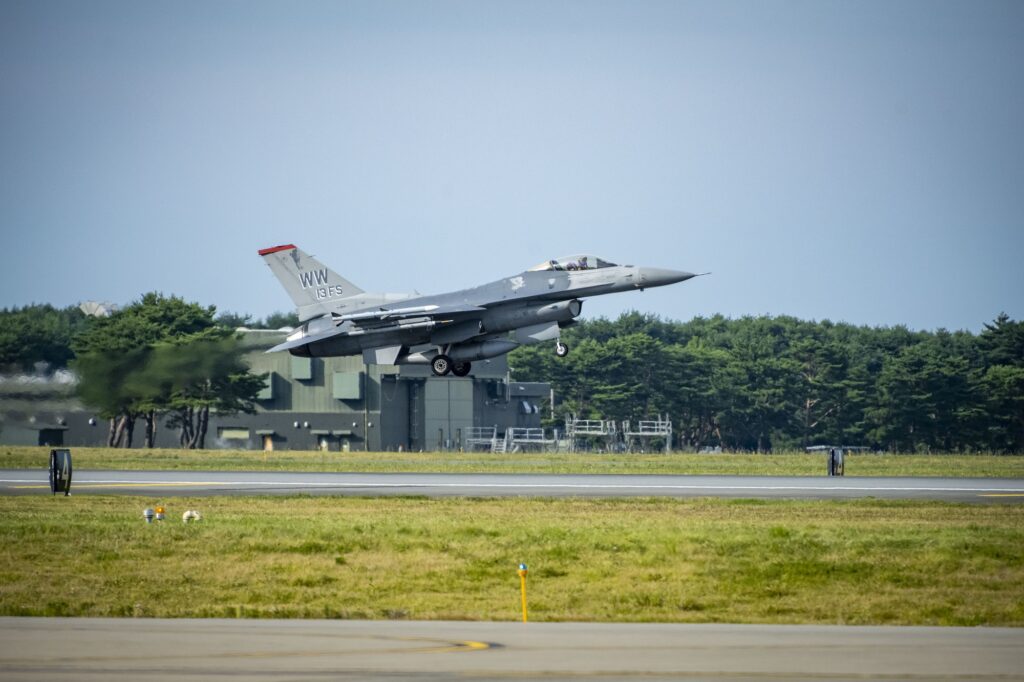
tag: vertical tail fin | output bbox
[258,244,365,321]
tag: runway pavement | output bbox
[0,618,1020,681]
[2,469,1024,502]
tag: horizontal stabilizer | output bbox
[266,326,344,354]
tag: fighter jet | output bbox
[259,245,697,376]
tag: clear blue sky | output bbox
[2,1,1021,331]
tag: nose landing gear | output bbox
[555,340,569,358]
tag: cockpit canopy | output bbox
[528,255,617,272]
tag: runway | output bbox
[2,469,1024,502]
[0,618,1020,681]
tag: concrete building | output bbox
[0,331,550,451]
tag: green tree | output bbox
[145,337,266,449]
[516,312,1020,453]
[865,335,979,452]
[72,298,179,446]
[979,313,1024,367]
[72,293,264,448]
[672,342,730,448]
[215,311,255,329]
[977,314,1024,451]
[0,304,90,372]
[981,365,1024,452]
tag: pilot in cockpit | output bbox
[566,256,588,271]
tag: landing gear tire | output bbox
[431,354,452,376]
[555,341,569,358]
[451,361,472,377]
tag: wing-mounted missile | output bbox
[338,303,485,324]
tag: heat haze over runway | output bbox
[2,470,1023,503]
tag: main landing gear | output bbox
[431,340,565,377]
[431,354,472,377]
[431,354,451,376]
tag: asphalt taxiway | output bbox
[2,469,1023,502]
[0,618,1020,681]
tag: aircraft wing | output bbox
[266,303,487,354]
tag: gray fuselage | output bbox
[294,264,689,359]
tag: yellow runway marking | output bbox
[425,640,490,654]
[979,493,1024,498]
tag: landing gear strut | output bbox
[555,340,569,358]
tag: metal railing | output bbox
[622,419,672,437]
[622,415,672,453]
[506,427,555,453]
[566,415,673,453]
[465,426,498,452]
[565,414,619,453]
[565,415,618,437]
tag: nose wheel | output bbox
[555,340,569,358]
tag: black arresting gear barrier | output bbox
[49,448,72,496]
[806,445,866,477]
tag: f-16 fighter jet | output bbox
[259,245,697,376]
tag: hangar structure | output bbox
[0,331,549,452]
[238,331,548,452]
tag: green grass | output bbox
[2,445,1024,477]
[1,495,1021,624]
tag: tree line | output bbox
[509,312,1024,453]
[0,297,271,448]
[2,301,1021,453]
[0,304,298,375]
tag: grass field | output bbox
[3,445,1024,477]
[1,495,1021,625]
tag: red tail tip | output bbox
[258,244,297,256]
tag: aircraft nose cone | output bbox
[637,268,697,287]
